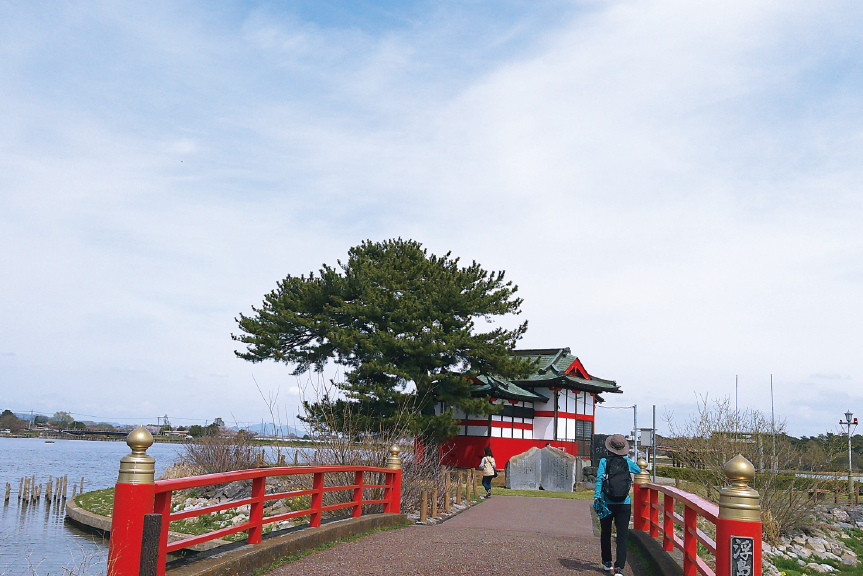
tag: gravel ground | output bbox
[266,496,649,576]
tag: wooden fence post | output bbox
[420,490,428,523]
[444,469,451,513]
[431,488,438,518]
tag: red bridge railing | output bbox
[106,428,403,576]
[631,455,762,576]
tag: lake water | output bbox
[0,438,312,576]
[0,438,184,576]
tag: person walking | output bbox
[593,434,642,576]
[479,447,496,498]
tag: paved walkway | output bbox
[266,497,648,576]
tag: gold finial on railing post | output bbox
[384,445,402,514]
[107,426,157,576]
[715,454,762,576]
[386,445,402,469]
[719,454,760,521]
[117,426,156,485]
[634,457,650,484]
[632,457,650,531]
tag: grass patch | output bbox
[75,488,114,516]
[253,519,410,574]
[490,487,594,500]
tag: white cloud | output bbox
[1,1,861,437]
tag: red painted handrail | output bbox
[151,465,401,576]
[633,482,720,576]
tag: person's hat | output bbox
[604,434,630,456]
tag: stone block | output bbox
[540,446,580,492]
[505,447,541,490]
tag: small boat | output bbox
[45,440,55,444]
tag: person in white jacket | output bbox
[479,447,496,498]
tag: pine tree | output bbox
[233,238,535,440]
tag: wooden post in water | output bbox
[63,476,68,500]
[431,488,438,518]
[18,478,23,501]
[36,484,42,501]
[293,451,298,465]
[4,483,9,502]
[420,490,428,523]
[47,476,53,503]
[80,477,84,494]
[22,477,29,503]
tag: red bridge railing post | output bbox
[153,490,171,576]
[107,427,156,576]
[247,476,266,544]
[310,472,324,527]
[384,445,402,514]
[663,494,674,552]
[352,471,364,518]
[716,455,761,576]
[632,457,650,532]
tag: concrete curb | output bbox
[165,514,408,576]
[65,498,112,533]
[628,530,684,576]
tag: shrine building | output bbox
[437,347,621,469]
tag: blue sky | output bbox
[1,0,862,437]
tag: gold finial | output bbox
[385,445,402,470]
[127,426,154,453]
[117,426,156,485]
[719,454,760,521]
[634,457,650,484]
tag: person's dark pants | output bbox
[600,503,631,570]
[482,475,492,493]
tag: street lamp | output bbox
[840,410,858,498]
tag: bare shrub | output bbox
[181,433,259,475]
[665,395,840,539]
[293,371,448,515]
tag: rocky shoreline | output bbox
[763,505,863,576]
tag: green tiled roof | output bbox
[470,375,549,402]
[467,347,622,400]
[510,347,622,394]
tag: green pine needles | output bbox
[232,238,535,440]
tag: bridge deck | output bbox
[265,496,648,576]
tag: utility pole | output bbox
[770,374,776,472]
[633,405,639,460]
[652,405,657,482]
[840,410,858,498]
